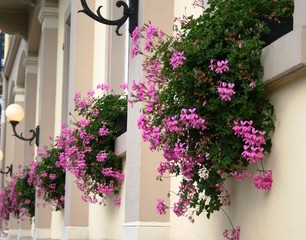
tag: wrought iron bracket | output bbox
[10,121,40,147]
[0,164,13,177]
[79,0,138,36]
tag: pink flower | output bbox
[233,120,266,164]
[144,38,154,52]
[49,174,57,180]
[113,197,121,206]
[96,150,108,162]
[87,89,95,97]
[49,184,56,190]
[156,198,167,215]
[146,24,159,39]
[217,82,236,101]
[97,183,115,196]
[215,60,229,74]
[253,171,273,191]
[131,43,140,58]
[97,84,111,90]
[99,127,109,136]
[73,92,81,101]
[77,118,90,127]
[170,51,186,69]
[120,83,129,89]
[223,226,240,240]
[131,26,140,41]
[249,81,256,88]
[159,30,164,37]
[209,58,215,71]
[41,172,48,178]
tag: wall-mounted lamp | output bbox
[79,0,138,36]
[6,104,40,147]
[0,151,13,177]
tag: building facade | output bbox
[0,0,305,239]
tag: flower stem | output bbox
[221,208,234,230]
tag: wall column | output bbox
[123,1,174,239]
[294,0,306,27]
[7,88,25,239]
[33,7,58,240]
[62,1,93,239]
[17,57,38,240]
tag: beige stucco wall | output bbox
[54,0,70,135]
[2,0,306,239]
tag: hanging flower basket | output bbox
[130,0,293,238]
[56,84,127,205]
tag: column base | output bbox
[122,222,169,240]
[8,229,18,240]
[33,228,50,240]
[62,227,88,240]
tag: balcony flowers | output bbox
[0,168,35,223]
[131,0,293,238]
[28,144,66,211]
[56,85,127,205]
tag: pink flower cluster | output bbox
[217,82,236,101]
[223,226,240,240]
[170,51,186,69]
[156,198,167,215]
[130,21,274,239]
[54,86,125,205]
[131,24,164,58]
[28,145,65,210]
[253,170,273,191]
[0,171,34,223]
[233,120,266,164]
[209,59,230,74]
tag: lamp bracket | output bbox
[0,164,13,177]
[10,121,40,147]
[79,0,138,36]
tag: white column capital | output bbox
[39,7,58,29]
[13,87,25,102]
[23,56,38,74]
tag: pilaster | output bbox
[8,88,25,239]
[33,6,59,240]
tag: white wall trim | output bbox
[122,221,170,240]
[33,228,50,240]
[17,228,32,239]
[62,227,88,240]
[8,229,18,238]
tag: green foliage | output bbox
[132,0,293,220]
[14,168,36,220]
[35,146,65,210]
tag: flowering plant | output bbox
[0,168,35,223]
[131,0,293,238]
[28,144,66,211]
[56,84,127,205]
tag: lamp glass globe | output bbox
[6,104,25,122]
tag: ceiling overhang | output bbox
[0,0,35,39]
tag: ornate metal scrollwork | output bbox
[0,164,13,177]
[10,121,40,147]
[79,0,138,36]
